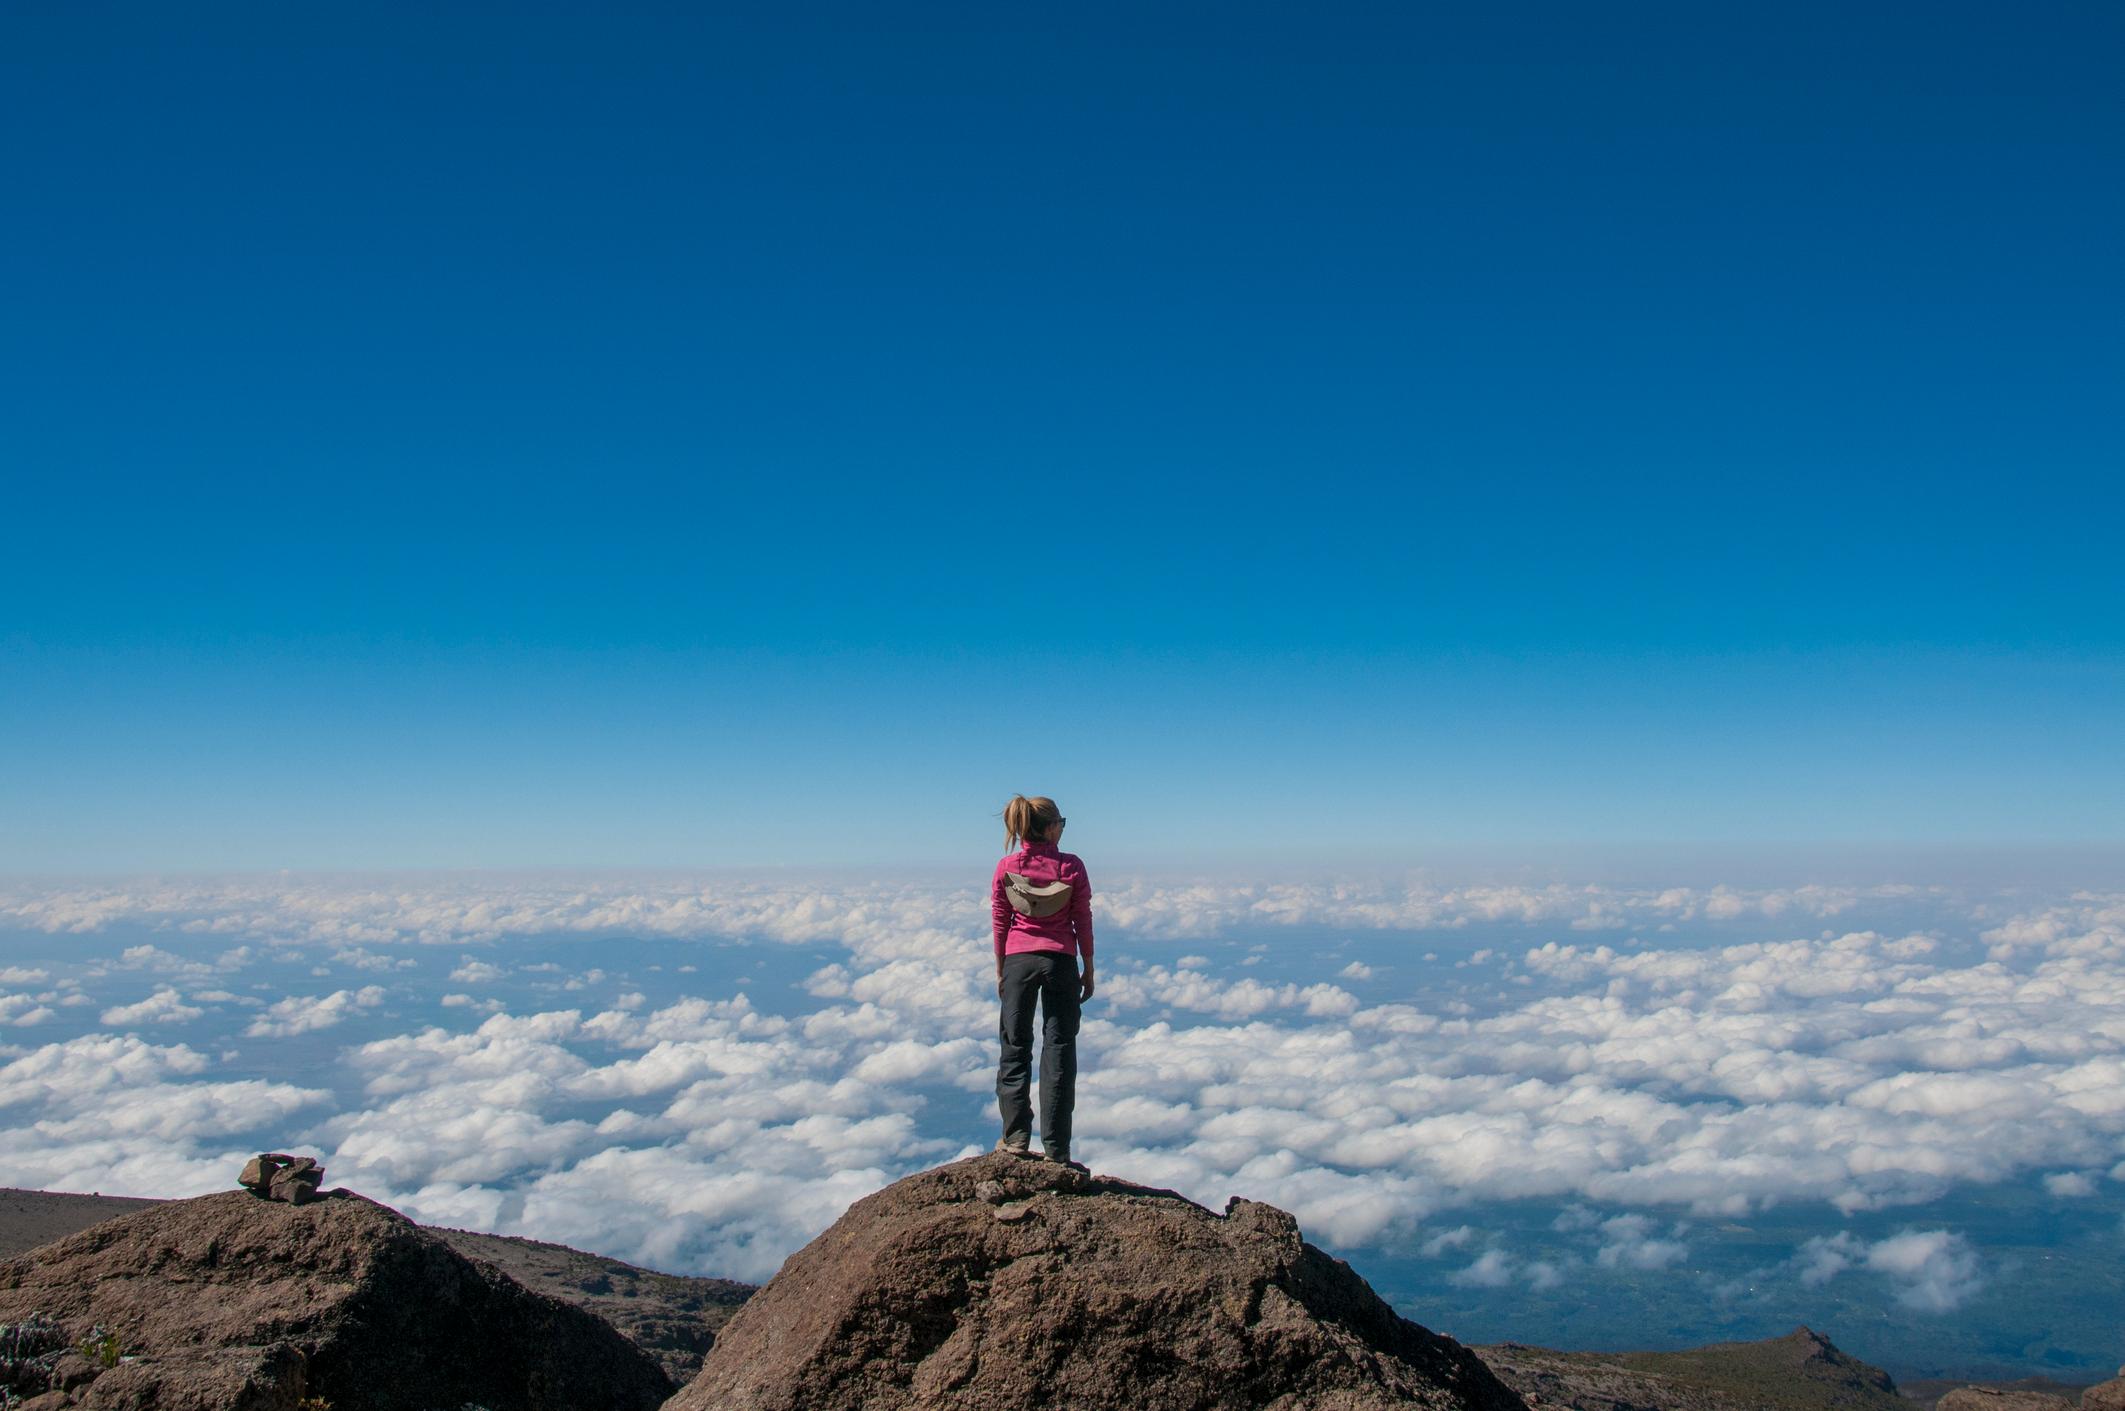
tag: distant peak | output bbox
[1784,1326,1840,1357]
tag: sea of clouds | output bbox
[2,873,2120,1372]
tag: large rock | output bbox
[0,1186,755,1386]
[0,1188,674,1411]
[1939,1391,2076,1411]
[667,1150,1528,1411]
[2083,1376,2125,1411]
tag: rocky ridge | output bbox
[1476,1328,1903,1411]
[426,1226,752,1384]
[0,1191,159,1263]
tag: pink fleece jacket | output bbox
[991,841,1094,963]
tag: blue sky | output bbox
[5,2,2123,868]
[6,10,2124,1376]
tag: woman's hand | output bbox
[996,963,1005,998]
[1079,965,1095,1002]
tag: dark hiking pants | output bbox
[996,951,1081,1151]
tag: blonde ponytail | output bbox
[1003,794,1063,851]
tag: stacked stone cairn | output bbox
[236,1153,324,1204]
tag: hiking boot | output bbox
[1042,1145,1083,1169]
[995,1133,1033,1157]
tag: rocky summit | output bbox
[0,1188,674,1411]
[668,1149,1528,1411]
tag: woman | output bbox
[990,794,1095,1166]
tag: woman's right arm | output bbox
[990,863,1011,991]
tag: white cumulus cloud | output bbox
[1791,1228,1984,1313]
[1865,1229,1985,1312]
[245,986,387,1038]
[100,988,206,1027]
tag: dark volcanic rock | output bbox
[668,1150,1528,1411]
[1477,1328,1903,1411]
[0,1187,754,1384]
[0,1188,675,1411]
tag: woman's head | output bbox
[1003,795,1065,850]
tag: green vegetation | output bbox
[0,1321,127,1407]
[77,1326,121,1370]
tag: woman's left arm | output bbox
[1073,861,1095,1000]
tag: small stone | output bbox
[992,1203,1033,1223]
[50,1352,101,1390]
[974,1181,1008,1205]
[241,1153,325,1204]
[77,1362,161,1411]
[15,1390,72,1411]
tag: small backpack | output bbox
[1003,872,1073,917]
